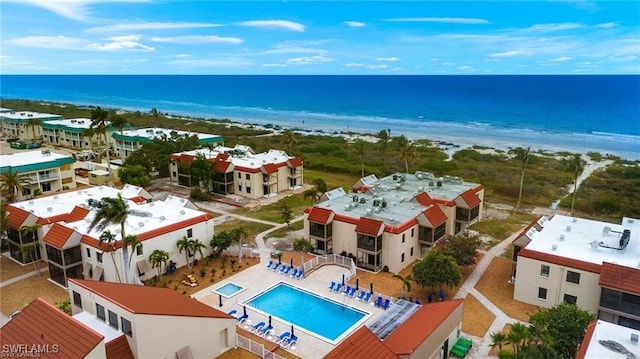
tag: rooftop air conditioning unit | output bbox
[551,244,558,251]
[631,333,639,344]
[559,234,565,241]
[566,225,572,232]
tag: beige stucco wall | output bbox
[134,315,236,359]
[84,340,107,359]
[514,256,601,313]
[414,303,464,359]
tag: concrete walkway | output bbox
[1,267,48,288]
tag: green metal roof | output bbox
[0,157,74,173]
[112,132,224,144]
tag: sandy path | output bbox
[569,155,613,193]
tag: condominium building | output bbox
[0,149,76,201]
[68,279,236,359]
[304,172,483,273]
[5,185,151,269]
[512,215,640,330]
[40,117,118,150]
[324,299,464,359]
[0,110,62,142]
[170,145,304,199]
[112,128,224,159]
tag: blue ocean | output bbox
[1,75,639,159]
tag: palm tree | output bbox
[282,129,297,154]
[150,108,160,128]
[293,237,313,271]
[392,273,413,299]
[177,236,192,268]
[87,194,133,283]
[352,139,368,178]
[0,169,31,203]
[81,127,95,150]
[490,331,508,353]
[126,234,142,279]
[20,223,42,274]
[567,154,585,216]
[16,243,41,274]
[149,249,169,280]
[231,227,247,263]
[397,135,415,173]
[512,147,531,214]
[377,129,390,156]
[303,188,320,204]
[506,322,530,356]
[109,112,128,159]
[312,178,328,194]
[98,230,122,283]
[190,238,207,265]
[90,106,112,175]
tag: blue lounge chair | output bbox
[236,313,249,325]
[295,270,303,280]
[334,283,343,293]
[227,309,238,318]
[290,268,299,277]
[356,290,366,301]
[348,287,357,298]
[328,281,336,291]
[342,285,351,295]
[415,298,421,305]
[382,299,391,310]
[274,332,290,344]
[281,266,291,276]
[363,292,372,303]
[258,325,273,337]
[279,265,288,274]
[374,296,383,308]
[250,321,266,334]
[266,260,273,269]
[283,334,298,349]
[271,263,280,272]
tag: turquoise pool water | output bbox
[244,282,369,342]
[213,282,245,298]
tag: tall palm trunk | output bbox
[120,222,130,284]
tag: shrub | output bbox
[190,187,212,201]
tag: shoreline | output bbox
[7,98,640,161]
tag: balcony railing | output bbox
[28,174,60,183]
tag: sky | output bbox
[1,1,639,75]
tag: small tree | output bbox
[231,227,247,263]
[149,249,169,280]
[439,233,481,266]
[392,273,413,299]
[566,154,585,216]
[490,331,508,353]
[98,230,122,283]
[190,238,207,265]
[412,250,461,293]
[293,237,313,270]
[118,165,151,187]
[512,146,531,214]
[177,236,193,268]
[529,302,594,359]
[210,231,234,257]
[279,201,294,229]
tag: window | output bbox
[72,291,82,308]
[136,245,143,256]
[41,182,51,192]
[187,229,193,238]
[246,186,251,193]
[402,234,405,243]
[566,271,581,284]
[97,252,103,263]
[238,185,242,191]
[238,173,241,179]
[564,294,577,305]
[121,317,133,337]
[108,310,118,329]
[411,228,415,237]
[538,287,548,300]
[410,247,414,256]
[86,248,91,258]
[245,174,250,180]
[401,253,405,262]
[96,304,105,321]
[22,187,31,196]
[540,265,550,277]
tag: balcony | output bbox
[28,174,60,183]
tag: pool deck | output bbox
[193,262,389,359]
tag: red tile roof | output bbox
[0,298,103,359]
[81,214,214,250]
[307,207,334,225]
[356,217,385,237]
[67,206,91,222]
[261,163,279,174]
[424,205,448,227]
[576,320,597,359]
[126,195,146,204]
[323,326,398,359]
[233,166,261,173]
[287,157,303,167]
[215,153,230,161]
[69,279,234,319]
[105,335,134,359]
[42,223,75,249]
[414,192,434,206]
[384,299,464,355]
[459,188,481,208]
[599,262,640,295]
[170,153,194,164]
[7,205,33,229]
[214,160,233,173]
[517,248,602,274]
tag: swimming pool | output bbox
[244,282,370,343]
[212,282,245,298]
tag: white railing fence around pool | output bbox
[236,333,286,359]
[302,253,357,282]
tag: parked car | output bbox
[10,142,26,149]
[27,142,41,149]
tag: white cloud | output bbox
[12,0,148,22]
[525,23,584,32]
[9,35,87,49]
[457,65,474,72]
[489,50,529,58]
[88,22,222,33]
[284,55,335,65]
[550,56,572,62]
[262,63,287,67]
[151,35,243,44]
[264,45,328,54]
[386,17,490,24]
[368,64,388,69]
[237,20,305,32]
[171,59,253,67]
[375,57,399,62]
[345,63,365,67]
[344,21,365,27]
[595,22,617,29]
[86,35,154,51]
